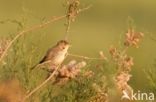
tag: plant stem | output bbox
[68,53,106,60]
[0,15,67,64]
[22,64,61,102]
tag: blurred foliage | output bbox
[0,0,156,102]
[145,60,156,95]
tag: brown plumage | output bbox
[31,40,70,70]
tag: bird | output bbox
[30,40,70,71]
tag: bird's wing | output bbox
[39,47,55,64]
[39,55,47,64]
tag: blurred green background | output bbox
[0,0,156,95]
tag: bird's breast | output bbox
[52,52,66,65]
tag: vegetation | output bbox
[0,0,156,102]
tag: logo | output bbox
[121,90,155,101]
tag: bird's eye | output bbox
[62,46,65,49]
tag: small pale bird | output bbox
[31,40,70,71]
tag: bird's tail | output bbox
[30,56,46,71]
[30,63,39,71]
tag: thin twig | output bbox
[78,5,93,13]
[4,4,92,101]
[24,53,104,101]
[0,15,67,64]
[68,53,105,60]
[64,19,71,40]
[121,47,128,56]
[22,52,104,101]
[64,4,92,40]
[0,5,92,65]
[22,64,61,102]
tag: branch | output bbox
[22,52,101,101]
[0,5,92,65]
[4,4,93,101]
[0,15,66,64]
[78,5,93,13]
[64,19,71,40]
[22,64,61,102]
[68,53,106,60]
[64,4,92,40]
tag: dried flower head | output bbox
[54,60,86,85]
[83,70,94,78]
[67,0,80,22]
[124,28,144,48]
[121,55,134,71]
[115,72,132,91]
[109,46,120,61]
[99,51,107,60]
[109,46,134,100]
[109,46,134,71]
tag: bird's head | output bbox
[56,40,70,52]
